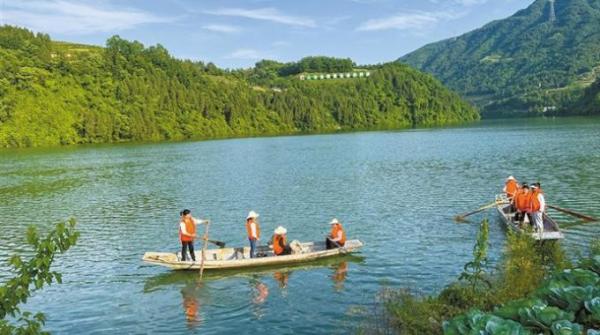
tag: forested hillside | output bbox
[0,26,477,148]
[400,0,600,117]
[570,76,600,114]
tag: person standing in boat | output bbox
[513,183,531,225]
[530,183,546,234]
[179,209,208,262]
[246,211,261,258]
[503,176,519,201]
[272,226,292,256]
[326,218,346,249]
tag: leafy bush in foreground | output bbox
[0,219,79,334]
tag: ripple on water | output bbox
[1,118,599,333]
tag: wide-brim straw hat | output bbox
[329,218,340,225]
[246,210,259,220]
[274,226,287,235]
[506,176,516,181]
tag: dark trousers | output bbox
[326,238,343,250]
[277,245,292,256]
[181,241,195,261]
[516,212,534,226]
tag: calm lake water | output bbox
[1,118,599,334]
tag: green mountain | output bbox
[400,0,600,117]
[0,26,477,148]
[571,76,600,113]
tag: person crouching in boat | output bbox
[246,211,261,258]
[504,175,519,203]
[272,226,292,256]
[530,183,546,234]
[179,209,207,262]
[326,218,346,249]
[513,183,531,226]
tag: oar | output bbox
[454,201,499,222]
[208,239,226,248]
[548,205,598,222]
[199,220,210,279]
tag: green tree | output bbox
[0,219,80,334]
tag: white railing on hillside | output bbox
[299,71,371,81]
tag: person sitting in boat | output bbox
[530,183,546,234]
[271,226,292,256]
[503,176,519,201]
[326,218,346,249]
[513,183,531,225]
[179,209,208,262]
[245,211,261,258]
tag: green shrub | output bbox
[0,219,79,334]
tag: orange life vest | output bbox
[330,224,346,246]
[514,190,529,211]
[246,220,261,240]
[273,234,286,255]
[505,180,518,198]
[179,217,196,242]
[530,190,542,212]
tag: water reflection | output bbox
[143,254,365,293]
[331,261,348,292]
[181,282,203,329]
[250,277,269,319]
[273,271,291,298]
[142,255,365,326]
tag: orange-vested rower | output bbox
[326,218,346,249]
[504,176,519,199]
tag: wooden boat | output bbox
[495,194,564,240]
[143,240,364,271]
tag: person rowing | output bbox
[326,218,346,249]
[503,175,520,201]
[272,226,292,256]
[179,209,208,262]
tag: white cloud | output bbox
[356,11,463,31]
[226,48,273,60]
[204,7,316,28]
[2,0,170,35]
[202,24,241,33]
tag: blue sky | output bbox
[0,0,528,68]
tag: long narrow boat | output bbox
[143,240,364,271]
[495,194,564,240]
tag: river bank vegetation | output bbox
[0,25,478,148]
[363,220,600,334]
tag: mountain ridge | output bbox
[400,0,600,117]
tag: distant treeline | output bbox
[0,26,478,148]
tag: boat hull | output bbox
[495,194,564,240]
[143,240,363,271]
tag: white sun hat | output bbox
[506,176,516,181]
[246,210,259,220]
[274,226,287,235]
[329,218,340,225]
